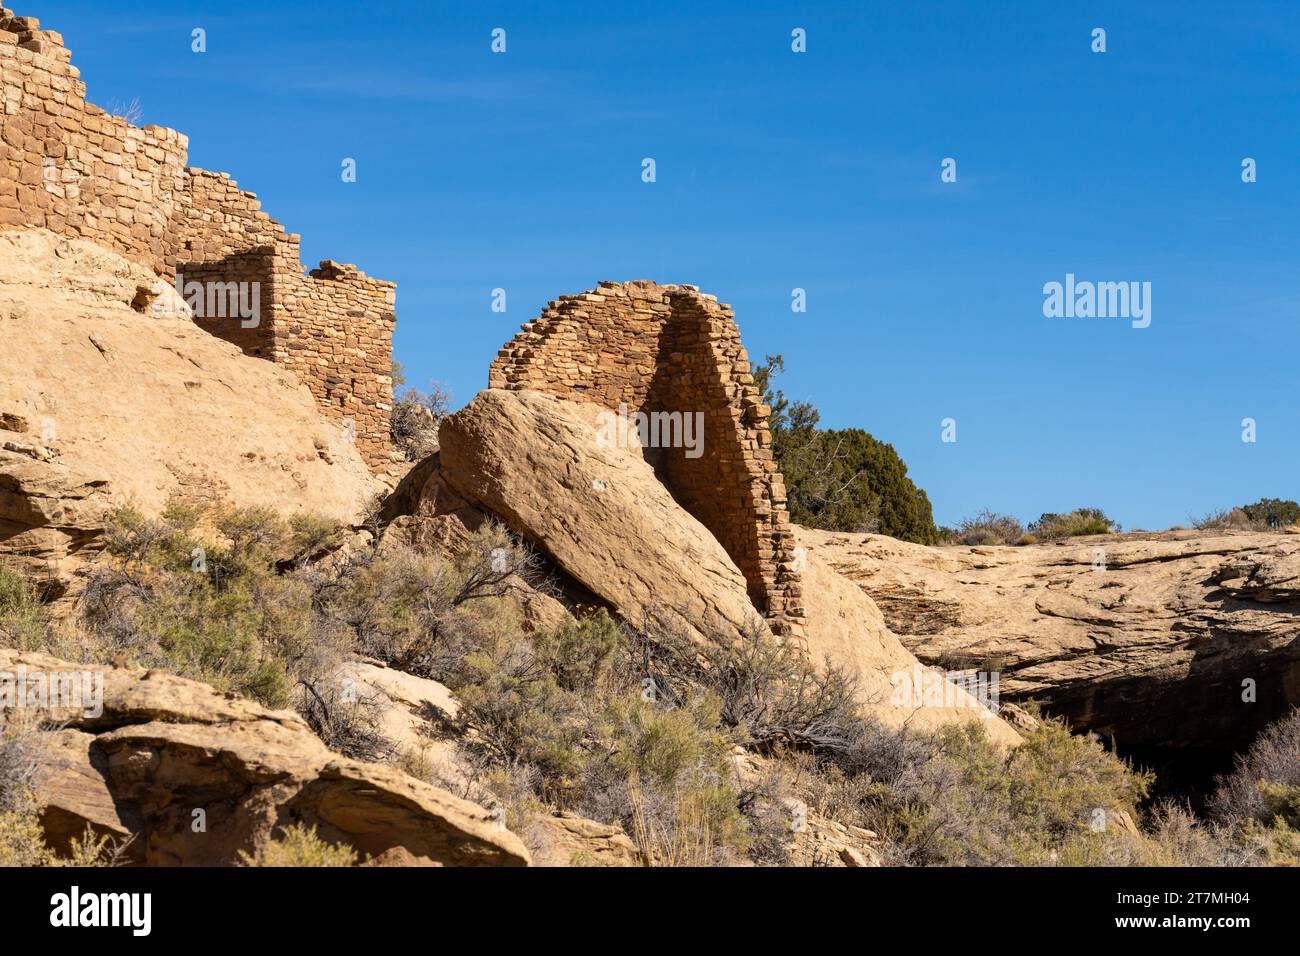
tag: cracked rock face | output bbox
[801,528,1300,750]
[2,649,529,866]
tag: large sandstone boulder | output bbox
[802,527,1300,750]
[435,389,1020,743]
[3,648,529,866]
[0,229,377,593]
[438,389,759,642]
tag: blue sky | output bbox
[36,0,1300,530]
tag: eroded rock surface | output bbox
[4,649,529,866]
[802,528,1300,749]
[797,533,1021,746]
[527,812,642,867]
[0,230,377,594]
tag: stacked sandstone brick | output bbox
[0,9,187,271]
[490,280,806,639]
[168,169,396,467]
[0,7,395,469]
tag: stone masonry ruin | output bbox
[0,6,395,469]
[490,280,807,638]
[2,5,805,635]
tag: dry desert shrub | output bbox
[1028,508,1119,540]
[390,381,451,462]
[948,510,1025,546]
[943,508,1119,546]
[1208,707,1300,849]
[9,497,549,770]
[238,824,358,867]
[6,495,1298,869]
[1209,710,1300,821]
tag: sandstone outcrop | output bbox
[527,812,642,867]
[433,388,1021,743]
[802,528,1300,750]
[0,229,377,593]
[796,534,1021,746]
[438,389,762,642]
[4,648,529,865]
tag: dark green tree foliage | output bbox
[1240,498,1300,529]
[755,356,939,544]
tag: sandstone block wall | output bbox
[490,280,805,638]
[0,9,187,271]
[167,168,397,467]
[276,260,396,468]
[0,6,395,470]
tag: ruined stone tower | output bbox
[0,6,395,469]
[490,280,806,638]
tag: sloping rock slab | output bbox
[802,527,1300,749]
[438,389,760,642]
